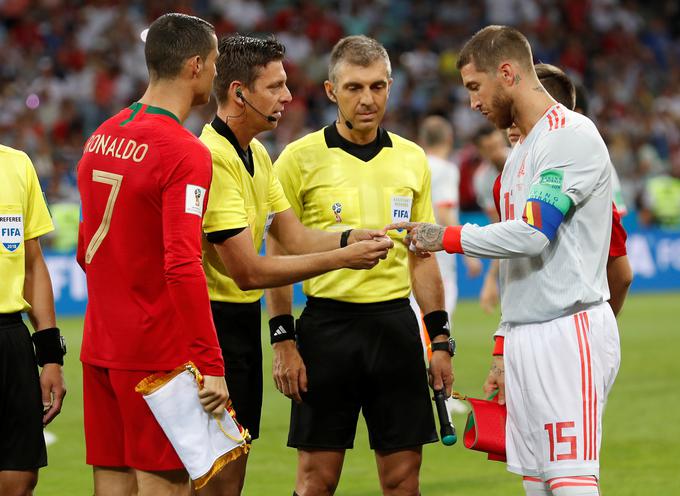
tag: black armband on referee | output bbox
[340,229,353,248]
[31,327,66,366]
[269,315,296,344]
[423,311,451,341]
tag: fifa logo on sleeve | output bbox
[194,188,202,208]
[331,202,343,223]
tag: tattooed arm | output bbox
[483,355,505,404]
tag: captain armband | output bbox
[522,169,573,241]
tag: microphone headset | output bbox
[330,90,354,130]
[235,87,277,123]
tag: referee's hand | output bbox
[341,237,393,270]
[40,364,66,426]
[429,340,454,398]
[199,375,230,415]
[272,340,307,403]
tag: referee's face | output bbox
[328,60,392,136]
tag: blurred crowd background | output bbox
[2,0,680,251]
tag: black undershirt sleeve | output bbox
[205,227,247,244]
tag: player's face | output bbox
[248,60,292,130]
[327,60,392,134]
[194,35,219,106]
[507,123,521,145]
[461,61,514,130]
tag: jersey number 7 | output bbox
[85,170,123,264]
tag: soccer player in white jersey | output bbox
[388,26,620,496]
[410,116,481,327]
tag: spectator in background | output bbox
[640,159,680,227]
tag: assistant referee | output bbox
[0,144,66,495]
[268,35,454,496]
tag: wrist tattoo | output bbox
[415,223,445,250]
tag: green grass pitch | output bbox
[36,293,680,494]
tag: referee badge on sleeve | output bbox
[185,185,206,217]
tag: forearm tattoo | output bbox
[415,223,445,251]
[491,363,504,376]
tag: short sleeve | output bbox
[266,162,290,214]
[23,153,54,240]
[274,146,304,217]
[411,153,436,224]
[202,153,249,233]
[531,126,610,207]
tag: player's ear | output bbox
[498,62,515,87]
[324,80,337,103]
[189,55,203,78]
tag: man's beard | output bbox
[490,91,514,130]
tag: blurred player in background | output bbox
[77,14,227,496]
[480,63,633,317]
[473,126,509,223]
[267,35,453,496]
[410,116,481,348]
[391,26,620,496]
[197,34,391,496]
[0,145,66,496]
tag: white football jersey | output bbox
[428,154,459,281]
[460,104,612,324]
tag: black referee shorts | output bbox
[0,313,47,470]
[288,297,437,452]
[210,300,263,440]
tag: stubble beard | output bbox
[490,90,514,130]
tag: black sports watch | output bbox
[431,337,456,357]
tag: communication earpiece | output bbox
[234,87,277,123]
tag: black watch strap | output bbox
[431,337,456,357]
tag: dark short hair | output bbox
[535,63,576,110]
[457,25,533,74]
[574,83,589,115]
[145,13,215,81]
[214,35,286,105]
[329,35,391,84]
[473,125,499,146]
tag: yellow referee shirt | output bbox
[275,125,435,303]
[200,118,290,303]
[0,145,54,313]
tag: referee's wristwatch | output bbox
[431,337,456,357]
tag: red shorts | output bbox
[82,363,183,471]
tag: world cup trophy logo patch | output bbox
[194,188,202,208]
[331,202,342,223]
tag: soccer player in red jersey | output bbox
[76,14,226,496]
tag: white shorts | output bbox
[504,303,620,481]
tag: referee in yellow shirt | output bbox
[198,35,393,495]
[267,35,454,496]
[0,145,66,494]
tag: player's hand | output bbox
[199,375,230,415]
[385,222,446,255]
[464,256,483,278]
[479,273,500,314]
[40,363,66,426]
[347,228,387,244]
[483,356,505,405]
[341,237,393,269]
[428,339,454,398]
[272,340,307,403]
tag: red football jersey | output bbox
[492,173,627,258]
[609,203,627,257]
[77,103,224,376]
